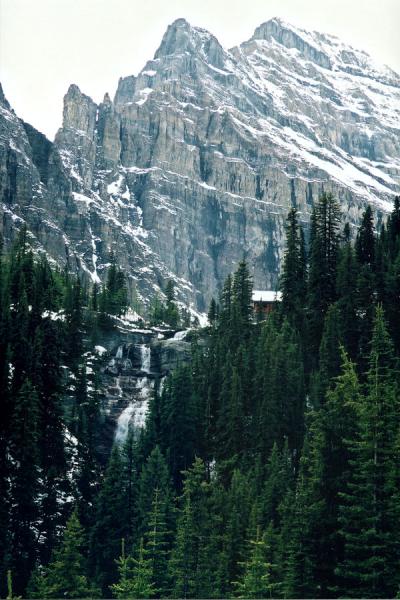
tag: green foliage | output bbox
[29,510,98,599]
[233,527,275,599]
[101,257,128,317]
[307,192,341,363]
[159,366,197,490]
[336,307,400,597]
[110,538,155,599]
[150,280,181,328]
[4,195,400,599]
[90,446,129,594]
[280,207,307,333]
[6,570,22,600]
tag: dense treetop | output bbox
[2,195,400,598]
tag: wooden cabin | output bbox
[252,290,282,316]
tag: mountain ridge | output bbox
[0,17,399,315]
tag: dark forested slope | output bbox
[2,193,400,598]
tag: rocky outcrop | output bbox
[93,325,195,455]
[55,84,98,189]
[1,19,399,317]
[96,93,121,170]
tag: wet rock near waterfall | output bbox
[153,337,193,374]
[94,326,195,458]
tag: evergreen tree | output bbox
[337,306,400,597]
[336,239,358,358]
[223,469,254,592]
[169,495,196,598]
[281,421,326,599]
[280,207,307,332]
[64,278,83,370]
[308,193,341,362]
[169,459,218,598]
[110,539,155,599]
[0,232,11,597]
[144,488,171,596]
[207,297,218,327]
[384,250,400,352]
[160,366,197,490]
[256,319,305,459]
[234,527,274,599]
[136,446,172,539]
[219,274,233,333]
[387,196,400,259]
[164,280,180,328]
[8,379,40,594]
[356,205,375,266]
[231,260,253,343]
[260,442,293,529]
[312,303,343,408]
[90,446,129,593]
[73,365,100,533]
[109,539,134,599]
[121,430,139,543]
[217,364,246,469]
[29,511,98,599]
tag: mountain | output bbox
[1,17,399,315]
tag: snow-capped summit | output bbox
[0,18,399,315]
[250,17,398,84]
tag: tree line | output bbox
[2,192,400,598]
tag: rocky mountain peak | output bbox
[114,75,136,107]
[60,84,97,135]
[251,17,333,69]
[54,84,98,188]
[154,18,198,57]
[154,17,227,70]
[249,17,398,85]
[0,83,11,110]
[1,18,399,319]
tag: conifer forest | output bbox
[2,192,400,598]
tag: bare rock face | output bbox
[55,84,98,188]
[96,94,121,170]
[1,19,399,317]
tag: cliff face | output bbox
[1,18,399,316]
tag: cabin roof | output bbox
[252,290,282,303]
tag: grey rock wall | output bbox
[1,18,399,317]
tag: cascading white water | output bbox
[114,375,154,444]
[115,403,135,443]
[159,376,166,395]
[173,330,188,341]
[114,343,154,444]
[140,344,151,373]
[115,376,123,398]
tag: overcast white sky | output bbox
[1,0,399,140]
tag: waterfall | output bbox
[113,343,154,444]
[115,403,135,443]
[114,376,153,444]
[115,376,123,398]
[140,344,151,373]
[159,376,166,394]
[173,330,188,341]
